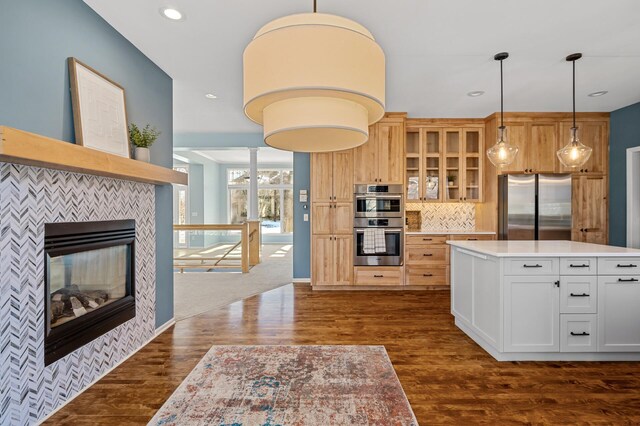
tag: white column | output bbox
[248,148,259,220]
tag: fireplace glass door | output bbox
[48,245,129,327]
[44,220,136,365]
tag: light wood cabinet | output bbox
[311,203,333,235]
[311,235,353,286]
[528,122,559,173]
[496,121,557,174]
[311,150,353,202]
[572,175,608,244]
[405,124,484,203]
[354,266,403,286]
[311,149,355,286]
[354,118,405,184]
[311,235,334,285]
[404,234,450,287]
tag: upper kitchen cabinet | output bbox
[488,113,609,176]
[406,128,443,202]
[405,120,484,203]
[354,116,405,184]
[462,129,484,202]
[558,120,609,175]
[492,119,556,174]
[311,149,353,202]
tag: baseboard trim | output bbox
[292,278,311,284]
[155,318,176,335]
[37,317,176,425]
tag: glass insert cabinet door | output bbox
[405,130,420,202]
[444,128,462,202]
[463,129,483,202]
[423,129,442,202]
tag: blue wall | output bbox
[293,153,311,279]
[610,101,640,247]
[0,0,175,327]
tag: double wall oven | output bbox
[354,184,404,266]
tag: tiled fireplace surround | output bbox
[0,163,157,425]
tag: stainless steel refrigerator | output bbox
[498,174,572,240]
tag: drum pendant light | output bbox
[557,53,592,168]
[486,52,519,168]
[243,0,385,152]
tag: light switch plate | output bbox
[303,213,309,222]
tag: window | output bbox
[227,168,294,234]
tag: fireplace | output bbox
[44,220,136,365]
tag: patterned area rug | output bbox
[149,345,417,425]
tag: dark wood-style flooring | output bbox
[47,284,640,425]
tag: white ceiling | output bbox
[84,0,640,134]
[174,148,292,165]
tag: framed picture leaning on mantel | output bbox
[68,57,131,158]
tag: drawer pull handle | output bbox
[569,264,589,268]
[423,273,433,277]
[618,278,639,282]
[617,264,638,268]
[423,238,433,241]
[523,264,543,268]
[374,274,384,278]
[468,238,478,241]
[570,293,590,297]
[423,253,433,257]
[570,332,590,336]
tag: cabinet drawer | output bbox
[504,258,559,276]
[406,246,448,265]
[560,276,597,314]
[560,258,597,275]
[597,258,640,275]
[354,267,403,286]
[405,266,448,286]
[561,314,597,352]
[448,234,495,241]
[406,235,447,246]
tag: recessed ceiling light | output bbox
[467,91,485,97]
[588,90,608,97]
[160,7,184,21]
[205,93,218,99]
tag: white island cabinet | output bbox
[448,240,640,361]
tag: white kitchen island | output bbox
[448,240,640,361]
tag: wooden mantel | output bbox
[0,126,187,185]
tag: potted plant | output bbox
[129,123,161,162]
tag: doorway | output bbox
[628,146,640,248]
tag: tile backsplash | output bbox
[406,203,475,231]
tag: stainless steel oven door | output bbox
[353,228,404,266]
[354,195,403,218]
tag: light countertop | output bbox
[447,240,640,257]
[406,230,496,235]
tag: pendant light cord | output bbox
[313,0,317,13]
[500,58,504,129]
[572,58,576,129]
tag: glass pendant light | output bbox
[557,53,592,168]
[486,52,519,168]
